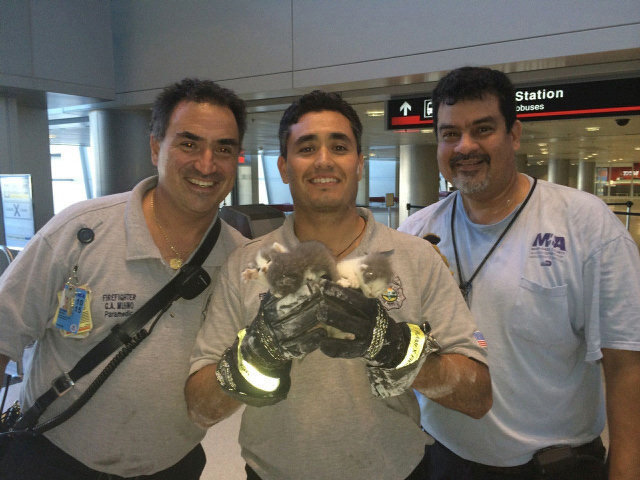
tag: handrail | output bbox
[407,200,637,231]
[606,200,634,230]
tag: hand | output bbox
[216,286,326,406]
[319,282,426,369]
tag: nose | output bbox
[194,148,217,175]
[454,131,479,155]
[314,145,334,169]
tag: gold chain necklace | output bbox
[150,190,184,270]
[335,217,366,258]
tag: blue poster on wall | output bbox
[0,174,35,249]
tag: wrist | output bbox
[369,321,426,369]
[216,329,292,407]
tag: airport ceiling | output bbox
[47,51,640,168]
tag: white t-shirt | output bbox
[400,177,640,466]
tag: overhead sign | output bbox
[514,77,640,121]
[386,77,640,130]
[386,97,433,130]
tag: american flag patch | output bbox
[473,331,488,348]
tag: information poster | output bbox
[0,174,35,249]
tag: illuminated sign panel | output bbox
[386,77,640,130]
[0,174,35,249]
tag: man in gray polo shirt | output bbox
[0,79,247,479]
[186,90,492,480]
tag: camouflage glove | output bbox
[216,286,325,406]
[319,282,427,369]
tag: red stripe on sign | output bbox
[391,116,434,126]
[517,105,640,119]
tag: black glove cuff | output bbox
[368,320,412,368]
[216,333,291,407]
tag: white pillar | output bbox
[548,157,570,186]
[398,144,439,225]
[578,160,596,193]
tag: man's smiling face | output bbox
[278,110,363,214]
[151,100,240,219]
[436,94,521,198]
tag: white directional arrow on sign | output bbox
[399,101,412,116]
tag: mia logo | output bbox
[532,233,566,251]
[530,232,568,266]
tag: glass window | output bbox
[49,145,92,214]
[261,151,292,205]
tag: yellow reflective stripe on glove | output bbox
[237,329,280,392]
[396,323,426,369]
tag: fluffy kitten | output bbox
[242,241,338,298]
[242,242,394,299]
[336,250,394,298]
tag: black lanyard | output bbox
[450,177,537,304]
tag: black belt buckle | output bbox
[533,445,577,475]
[51,372,75,397]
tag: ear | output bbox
[277,155,289,184]
[356,153,364,180]
[510,120,522,152]
[150,135,160,167]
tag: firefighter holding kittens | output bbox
[186,90,491,480]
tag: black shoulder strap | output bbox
[13,218,222,432]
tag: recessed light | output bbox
[366,110,385,117]
[585,127,600,132]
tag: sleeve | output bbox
[0,231,64,361]
[583,231,640,361]
[189,250,253,374]
[420,242,488,364]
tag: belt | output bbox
[471,437,605,476]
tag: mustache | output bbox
[450,153,490,167]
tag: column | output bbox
[90,109,154,197]
[0,93,53,236]
[356,157,369,207]
[398,144,439,225]
[577,160,596,193]
[548,157,570,186]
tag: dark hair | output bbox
[150,78,247,144]
[278,90,362,157]
[432,67,516,133]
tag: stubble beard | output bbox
[451,172,491,195]
[449,154,491,195]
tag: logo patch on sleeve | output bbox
[473,330,488,348]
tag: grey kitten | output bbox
[242,241,338,297]
[336,250,394,298]
[242,242,394,299]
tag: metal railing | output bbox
[407,200,638,231]
[606,201,637,231]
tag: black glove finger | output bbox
[322,283,377,318]
[320,337,367,359]
[279,327,327,358]
[270,303,323,340]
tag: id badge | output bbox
[54,286,93,338]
